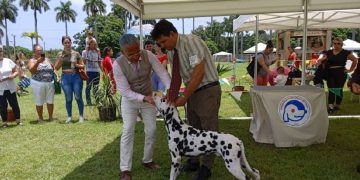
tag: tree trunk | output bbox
[5,19,9,47]
[5,19,9,58]
[34,9,39,45]
[31,38,34,48]
[65,21,68,36]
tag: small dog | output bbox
[153,94,260,180]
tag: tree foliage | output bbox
[332,28,360,42]
[54,1,77,36]
[19,0,50,44]
[0,0,18,47]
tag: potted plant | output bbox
[232,75,253,91]
[216,63,232,76]
[92,73,119,121]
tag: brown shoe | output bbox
[120,171,131,180]
[142,161,161,170]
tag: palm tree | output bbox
[83,0,106,38]
[0,0,18,47]
[0,27,4,45]
[22,31,42,47]
[54,1,77,36]
[19,0,50,45]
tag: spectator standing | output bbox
[0,45,22,127]
[54,36,85,123]
[113,34,171,180]
[82,39,102,105]
[256,41,278,86]
[102,47,116,94]
[28,45,55,123]
[151,19,221,180]
[287,46,300,68]
[316,37,358,113]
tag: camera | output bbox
[41,53,45,58]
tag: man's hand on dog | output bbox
[165,95,187,107]
[143,95,155,105]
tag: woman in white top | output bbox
[28,45,55,123]
[0,46,22,128]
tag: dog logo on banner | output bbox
[278,95,311,127]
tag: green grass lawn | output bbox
[1,62,360,179]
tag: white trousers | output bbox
[120,97,157,171]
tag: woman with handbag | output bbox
[54,36,85,123]
[28,45,55,123]
[0,45,22,128]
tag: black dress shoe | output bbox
[180,159,200,172]
[193,165,211,180]
[327,107,335,114]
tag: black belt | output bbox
[195,81,219,93]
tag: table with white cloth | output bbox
[249,85,328,147]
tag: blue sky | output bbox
[6,0,224,50]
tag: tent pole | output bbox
[254,15,259,86]
[140,13,144,49]
[301,0,308,85]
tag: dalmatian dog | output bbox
[153,94,260,180]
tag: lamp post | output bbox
[11,34,16,56]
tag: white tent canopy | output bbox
[233,9,360,32]
[127,24,154,35]
[111,0,360,20]
[343,39,360,51]
[244,43,277,54]
[212,51,232,62]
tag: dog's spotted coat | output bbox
[153,95,260,180]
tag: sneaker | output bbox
[79,116,84,123]
[38,119,44,124]
[16,119,23,125]
[2,123,8,128]
[65,117,72,124]
[193,165,211,180]
[180,159,200,172]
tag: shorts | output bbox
[30,79,55,106]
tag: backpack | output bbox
[247,53,265,78]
